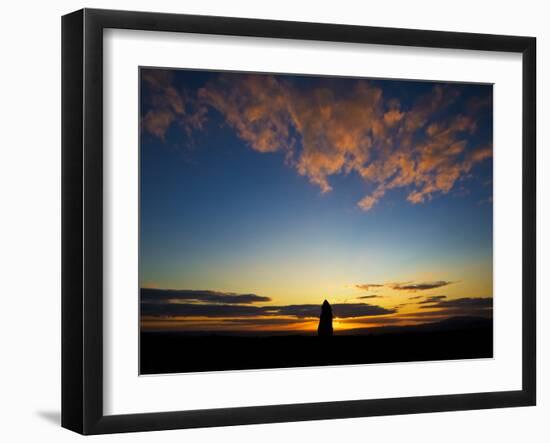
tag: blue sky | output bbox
[139,68,493,331]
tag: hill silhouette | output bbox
[140,316,493,374]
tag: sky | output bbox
[139,68,493,333]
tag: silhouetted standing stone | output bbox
[318,300,333,337]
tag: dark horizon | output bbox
[140,313,492,335]
[141,315,493,374]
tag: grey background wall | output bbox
[0,1,546,441]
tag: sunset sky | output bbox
[139,68,493,333]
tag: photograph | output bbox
[139,68,494,374]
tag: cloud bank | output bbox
[141,288,272,305]
[141,302,395,319]
[141,288,395,319]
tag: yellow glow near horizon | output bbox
[141,267,493,333]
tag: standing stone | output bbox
[317,299,333,337]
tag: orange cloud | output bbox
[384,109,404,126]
[198,75,292,153]
[141,69,206,141]
[142,109,174,141]
[142,72,492,211]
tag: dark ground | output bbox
[140,316,493,374]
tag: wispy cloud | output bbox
[141,288,271,305]
[356,280,453,292]
[357,294,384,299]
[419,297,492,309]
[355,283,384,291]
[141,71,492,211]
[141,70,206,141]
[391,281,453,291]
[418,295,447,304]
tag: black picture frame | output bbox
[62,8,536,435]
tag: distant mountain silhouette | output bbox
[318,300,333,337]
[339,315,492,336]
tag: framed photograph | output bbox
[62,8,536,435]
